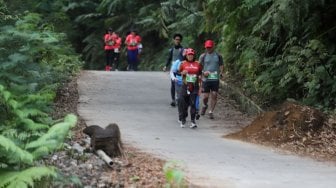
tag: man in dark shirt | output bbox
[164,33,184,107]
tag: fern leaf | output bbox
[0,136,33,164]
[20,117,49,132]
[1,91,11,102]
[25,114,77,158]
[32,146,53,158]
[0,166,56,188]
[20,108,48,118]
[64,114,77,127]
[7,99,18,110]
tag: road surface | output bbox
[78,70,336,188]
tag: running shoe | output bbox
[196,113,200,120]
[209,112,214,119]
[180,120,186,128]
[190,121,197,129]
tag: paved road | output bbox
[78,71,336,188]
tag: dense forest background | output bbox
[1,0,336,186]
[4,0,336,111]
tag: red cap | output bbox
[204,40,214,48]
[185,48,195,55]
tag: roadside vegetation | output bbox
[1,0,336,187]
[52,0,336,112]
[0,1,82,187]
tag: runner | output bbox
[104,28,118,71]
[164,33,184,107]
[199,40,224,119]
[125,30,142,71]
[112,34,122,71]
[178,48,202,128]
[170,49,186,122]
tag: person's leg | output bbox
[189,92,198,128]
[175,82,182,101]
[208,81,219,119]
[105,50,112,71]
[201,82,210,115]
[134,49,139,71]
[170,80,176,107]
[105,50,109,66]
[209,91,218,112]
[195,94,200,120]
[115,52,120,70]
[178,85,189,127]
[189,93,197,121]
[110,51,115,70]
[128,50,136,71]
[127,50,132,71]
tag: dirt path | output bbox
[77,70,336,188]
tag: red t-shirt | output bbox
[125,34,142,50]
[179,61,202,85]
[113,36,122,52]
[104,33,118,50]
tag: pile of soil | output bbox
[227,101,336,162]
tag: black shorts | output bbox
[202,80,219,93]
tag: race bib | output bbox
[130,40,137,46]
[186,74,197,83]
[108,41,114,46]
[208,71,219,80]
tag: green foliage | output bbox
[56,0,336,110]
[0,135,34,165]
[0,1,82,187]
[204,0,336,111]
[163,160,185,188]
[0,167,56,188]
[26,114,77,159]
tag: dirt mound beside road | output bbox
[227,101,336,162]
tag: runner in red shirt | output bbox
[104,28,118,71]
[178,48,203,128]
[112,34,122,71]
[125,30,142,71]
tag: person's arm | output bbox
[199,54,210,77]
[218,54,224,77]
[198,63,203,89]
[104,34,109,44]
[163,48,172,71]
